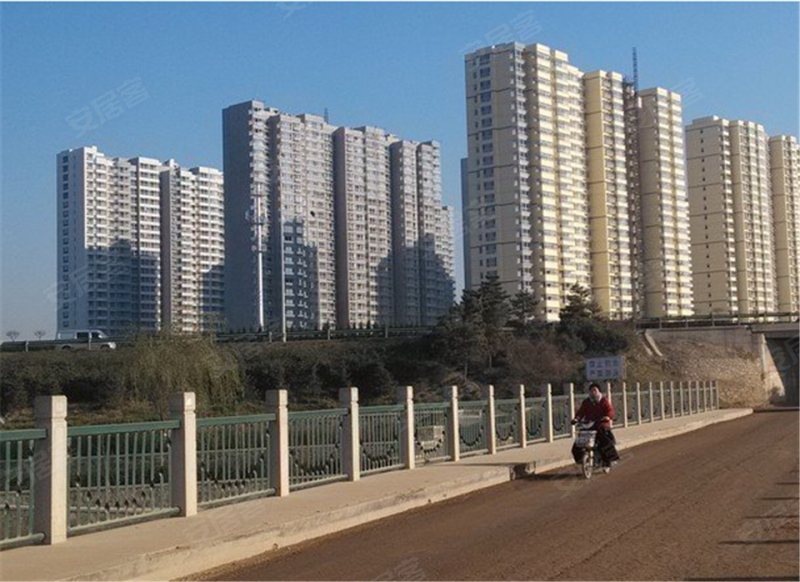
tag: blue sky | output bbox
[1,2,798,338]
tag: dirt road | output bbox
[196,410,799,581]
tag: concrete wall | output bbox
[650,326,799,407]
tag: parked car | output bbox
[55,330,116,350]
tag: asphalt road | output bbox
[196,410,799,581]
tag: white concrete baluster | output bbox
[266,389,290,496]
[397,386,415,470]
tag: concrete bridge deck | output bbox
[0,408,751,582]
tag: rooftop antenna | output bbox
[632,47,639,93]
[324,107,330,123]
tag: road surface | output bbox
[196,410,799,581]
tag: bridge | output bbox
[643,314,799,406]
[4,381,792,581]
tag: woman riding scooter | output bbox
[571,382,620,469]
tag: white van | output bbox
[55,330,116,350]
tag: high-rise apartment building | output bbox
[57,146,223,336]
[222,102,338,332]
[390,141,455,326]
[334,126,395,327]
[686,116,775,315]
[769,135,800,313]
[160,162,225,332]
[463,42,590,321]
[463,43,697,321]
[584,70,634,319]
[222,100,455,332]
[58,147,162,335]
[635,88,694,317]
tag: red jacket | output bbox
[575,396,615,430]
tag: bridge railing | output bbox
[1,379,721,550]
[0,429,46,550]
[66,421,180,535]
[636,311,799,330]
[197,414,276,507]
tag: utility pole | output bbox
[251,182,266,331]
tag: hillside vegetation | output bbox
[0,282,642,427]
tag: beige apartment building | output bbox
[635,88,694,317]
[464,43,696,321]
[584,70,634,319]
[160,162,225,333]
[463,42,590,321]
[687,117,776,315]
[769,135,800,312]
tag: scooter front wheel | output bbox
[581,451,593,480]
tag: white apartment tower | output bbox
[635,88,694,317]
[463,42,590,321]
[223,100,455,331]
[584,70,634,319]
[57,147,223,336]
[222,102,337,332]
[58,147,162,335]
[160,162,225,332]
[769,135,800,313]
[687,117,776,315]
[334,126,395,327]
[390,140,455,326]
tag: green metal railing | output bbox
[414,403,450,463]
[0,429,47,550]
[197,414,275,507]
[626,391,639,424]
[641,389,652,423]
[653,386,663,420]
[663,385,674,417]
[67,421,180,535]
[525,397,547,441]
[288,409,346,489]
[494,399,520,449]
[551,395,571,438]
[458,401,488,456]
[681,385,691,415]
[360,405,404,475]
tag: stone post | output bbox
[397,386,415,470]
[339,387,360,481]
[447,386,460,462]
[659,381,666,421]
[266,389,290,496]
[648,382,655,423]
[635,382,642,425]
[517,385,527,448]
[679,381,685,416]
[569,383,577,438]
[169,392,197,517]
[483,385,497,455]
[545,384,554,443]
[622,382,629,428]
[669,381,676,418]
[33,395,68,544]
[714,380,720,409]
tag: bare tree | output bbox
[5,330,20,342]
[34,330,47,340]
